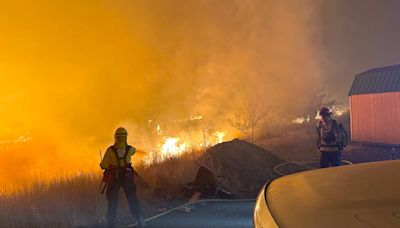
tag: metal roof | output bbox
[348,64,400,96]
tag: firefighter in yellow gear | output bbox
[100,127,144,228]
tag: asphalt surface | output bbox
[144,200,255,228]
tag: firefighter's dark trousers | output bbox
[320,151,341,168]
[106,175,142,226]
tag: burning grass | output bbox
[0,112,355,227]
[0,138,282,227]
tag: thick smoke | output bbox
[0,0,333,184]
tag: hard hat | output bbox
[319,107,332,116]
[114,127,128,136]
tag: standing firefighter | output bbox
[100,127,144,227]
[316,107,345,168]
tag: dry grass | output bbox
[137,149,202,192]
[0,151,203,227]
[0,112,352,227]
[0,173,106,227]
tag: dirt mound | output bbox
[198,138,284,197]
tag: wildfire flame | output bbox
[292,116,310,124]
[292,105,349,124]
[215,131,226,144]
[160,137,187,158]
[142,123,229,165]
[332,105,348,116]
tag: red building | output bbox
[349,64,400,145]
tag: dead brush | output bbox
[0,151,203,227]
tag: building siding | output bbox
[350,92,400,145]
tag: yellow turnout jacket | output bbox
[100,145,136,169]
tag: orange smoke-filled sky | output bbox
[0,0,399,185]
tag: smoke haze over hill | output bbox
[0,0,399,184]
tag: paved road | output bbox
[144,200,255,228]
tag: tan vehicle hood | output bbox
[267,160,400,227]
